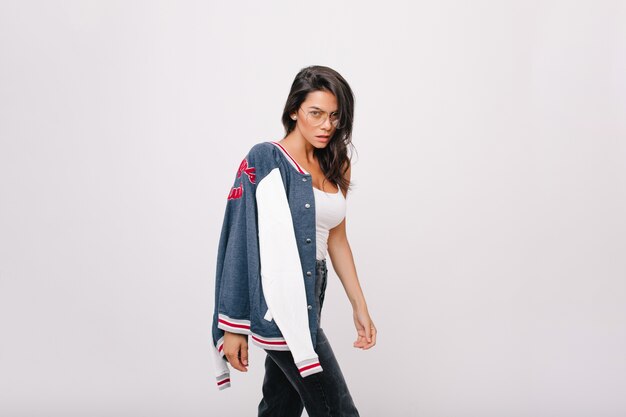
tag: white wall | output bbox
[0,1,624,416]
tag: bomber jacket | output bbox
[210,140,329,391]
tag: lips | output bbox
[316,135,330,140]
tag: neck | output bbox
[283,131,316,162]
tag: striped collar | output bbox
[269,141,310,175]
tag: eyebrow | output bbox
[306,106,339,113]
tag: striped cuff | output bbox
[216,336,225,357]
[213,337,231,390]
[250,332,290,351]
[296,358,323,377]
[217,313,251,334]
[216,372,231,390]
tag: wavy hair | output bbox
[281,65,356,193]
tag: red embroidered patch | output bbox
[227,157,256,200]
[227,183,243,200]
[237,158,256,184]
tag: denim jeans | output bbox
[258,258,360,417]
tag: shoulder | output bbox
[241,141,283,185]
[246,141,279,164]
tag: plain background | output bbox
[1,1,625,416]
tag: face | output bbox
[290,90,339,148]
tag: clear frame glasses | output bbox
[299,107,342,128]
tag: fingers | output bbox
[225,348,248,372]
[241,345,249,367]
[363,325,377,349]
[225,341,249,372]
[354,324,377,350]
[354,338,367,348]
[353,328,367,348]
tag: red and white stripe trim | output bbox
[296,357,324,377]
[270,141,310,175]
[250,332,290,351]
[217,314,250,335]
[216,336,225,358]
[216,372,231,390]
[217,315,292,352]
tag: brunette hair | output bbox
[281,65,356,193]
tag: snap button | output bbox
[306,238,311,243]
[305,203,311,208]
[307,305,312,310]
[302,178,307,181]
[306,271,312,276]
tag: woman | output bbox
[211,65,376,417]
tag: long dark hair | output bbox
[281,65,356,193]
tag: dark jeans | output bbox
[258,259,360,417]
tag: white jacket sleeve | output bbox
[255,167,323,376]
[210,336,231,390]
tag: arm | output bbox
[326,164,377,350]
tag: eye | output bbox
[310,111,321,116]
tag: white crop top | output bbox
[313,184,346,260]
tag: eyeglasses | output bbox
[299,107,343,128]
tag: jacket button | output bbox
[302,178,307,181]
[306,271,312,276]
[307,305,312,310]
[305,203,311,208]
[306,238,311,243]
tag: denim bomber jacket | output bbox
[211,140,326,390]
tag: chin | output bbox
[307,138,328,148]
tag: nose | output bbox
[321,115,333,130]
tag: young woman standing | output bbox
[211,65,376,417]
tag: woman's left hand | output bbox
[353,307,377,350]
